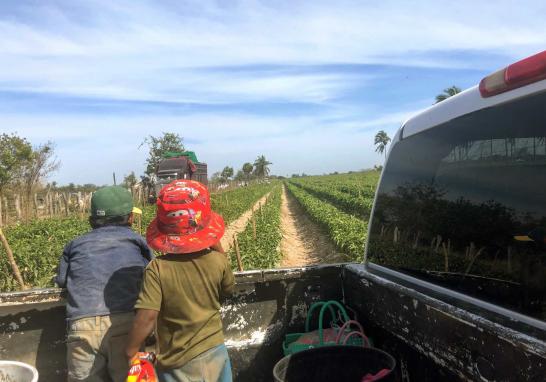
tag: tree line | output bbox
[212,155,273,185]
[0,134,60,218]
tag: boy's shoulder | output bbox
[155,250,227,265]
[85,225,141,239]
[68,226,145,250]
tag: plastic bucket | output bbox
[273,346,396,382]
[0,361,39,382]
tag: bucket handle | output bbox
[305,301,336,332]
[305,300,349,333]
[317,301,350,345]
[335,320,370,347]
[341,330,370,347]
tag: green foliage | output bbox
[290,171,378,196]
[435,85,461,104]
[289,172,378,220]
[0,172,378,291]
[0,182,275,291]
[123,172,138,189]
[53,183,100,193]
[228,185,282,269]
[234,170,245,181]
[242,162,253,178]
[289,181,373,219]
[0,217,90,291]
[221,166,234,181]
[0,133,33,192]
[210,182,273,224]
[286,182,368,261]
[142,132,184,177]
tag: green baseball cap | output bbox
[91,186,138,218]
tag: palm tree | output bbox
[374,131,391,159]
[253,155,272,178]
[435,86,462,104]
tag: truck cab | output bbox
[1,52,546,381]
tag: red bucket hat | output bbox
[146,180,225,254]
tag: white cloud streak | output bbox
[0,0,545,103]
[0,1,545,183]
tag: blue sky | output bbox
[1,0,545,185]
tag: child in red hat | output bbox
[125,180,235,382]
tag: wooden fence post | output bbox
[0,227,27,290]
[4,197,9,224]
[48,193,53,217]
[0,196,9,225]
[77,192,84,219]
[64,192,70,216]
[1,198,4,225]
[233,235,243,272]
[33,193,39,218]
[55,193,60,216]
[14,194,22,221]
[84,192,91,214]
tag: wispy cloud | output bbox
[0,0,544,183]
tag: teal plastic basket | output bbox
[282,300,368,355]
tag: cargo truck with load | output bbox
[149,151,208,202]
[1,51,546,381]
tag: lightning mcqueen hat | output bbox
[146,180,225,254]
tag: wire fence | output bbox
[0,185,152,227]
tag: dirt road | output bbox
[220,193,270,252]
[279,185,347,267]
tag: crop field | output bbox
[0,172,379,291]
[228,184,282,270]
[286,171,379,261]
[0,182,273,291]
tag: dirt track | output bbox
[279,185,347,267]
[220,193,270,252]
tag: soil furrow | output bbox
[280,185,347,267]
[220,192,270,252]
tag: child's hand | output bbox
[127,351,147,366]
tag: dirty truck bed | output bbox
[1,264,544,381]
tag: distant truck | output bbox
[150,151,207,201]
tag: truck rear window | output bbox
[368,91,546,321]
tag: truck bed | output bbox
[1,264,544,381]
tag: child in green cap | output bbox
[56,185,153,382]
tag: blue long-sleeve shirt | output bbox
[56,225,153,321]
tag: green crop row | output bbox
[228,185,283,270]
[292,171,379,199]
[286,182,367,261]
[288,180,373,219]
[0,217,90,291]
[210,182,274,224]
